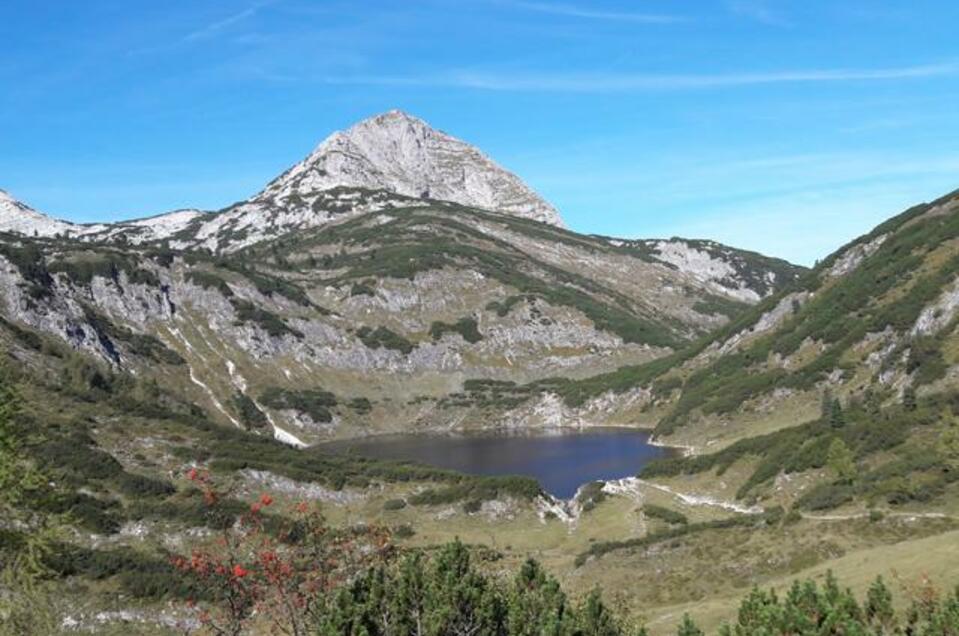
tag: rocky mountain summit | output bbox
[255,110,563,227]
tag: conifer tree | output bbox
[865,576,895,630]
[829,398,846,429]
[820,389,834,420]
[938,421,959,469]
[863,388,882,419]
[903,386,918,411]
[576,589,621,636]
[0,365,63,634]
[676,613,704,636]
[827,438,856,484]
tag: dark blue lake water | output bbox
[321,427,669,499]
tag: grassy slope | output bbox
[4,303,959,634]
[529,189,959,440]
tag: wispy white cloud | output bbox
[182,1,276,43]
[504,1,684,24]
[319,60,959,92]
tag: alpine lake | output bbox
[320,427,671,499]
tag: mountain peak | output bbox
[0,188,78,237]
[367,108,421,122]
[254,110,564,227]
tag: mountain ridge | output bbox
[511,187,959,450]
[0,110,564,250]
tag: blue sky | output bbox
[2,1,958,265]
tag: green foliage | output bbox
[865,576,896,630]
[0,369,60,565]
[692,295,749,319]
[393,524,415,539]
[429,317,483,343]
[826,437,856,484]
[231,391,269,430]
[408,475,543,506]
[231,298,303,338]
[44,543,203,601]
[605,190,959,435]
[0,241,54,299]
[642,504,688,526]
[382,498,407,511]
[125,487,248,531]
[81,306,185,365]
[0,317,45,351]
[33,431,124,482]
[485,295,530,317]
[185,270,234,296]
[349,281,375,297]
[718,571,959,635]
[296,208,684,348]
[440,379,538,410]
[796,481,856,511]
[828,399,845,429]
[676,614,704,636]
[318,540,635,635]
[115,472,176,498]
[218,260,314,307]
[260,386,337,423]
[546,354,683,408]
[48,252,159,287]
[576,481,607,513]
[356,325,415,354]
[642,394,924,504]
[347,397,372,414]
[904,386,918,411]
[0,566,67,636]
[907,335,949,386]
[576,508,785,566]
[939,421,959,468]
[462,498,483,513]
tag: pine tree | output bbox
[820,389,834,420]
[676,613,704,636]
[903,386,918,411]
[829,399,846,429]
[865,576,895,630]
[0,366,62,632]
[863,388,882,420]
[827,438,856,484]
[507,559,568,635]
[938,421,959,469]
[577,589,621,636]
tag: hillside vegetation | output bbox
[0,198,801,444]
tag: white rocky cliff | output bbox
[254,110,564,227]
[0,189,94,237]
[0,188,202,243]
